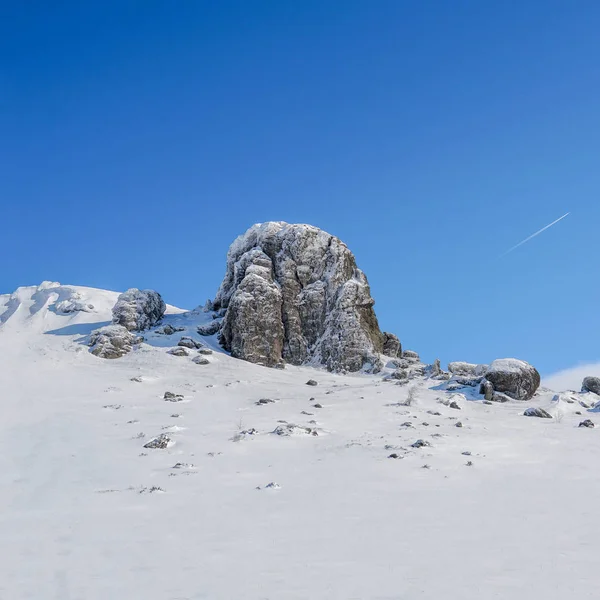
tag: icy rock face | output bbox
[89,325,143,359]
[213,222,385,372]
[581,377,600,395]
[484,358,541,401]
[112,288,166,332]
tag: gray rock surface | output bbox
[197,320,222,336]
[382,332,401,357]
[582,376,600,395]
[523,407,552,418]
[483,358,540,401]
[112,288,166,332]
[89,325,143,359]
[167,347,189,357]
[213,222,385,372]
[177,336,202,349]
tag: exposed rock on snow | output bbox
[89,325,143,359]
[579,419,595,428]
[197,321,222,336]
[213,222,385,372]
[143,434,172,449]
[581,377,600,395]
[448,361,488,376]
[480,380,494,401]
[483,359,541,401]
[382,332,401,357]
[55,296,94,313]
[112,288,166,332]
[523,407,552,418]
[167,347,189,357]
[306,379,318,386]
[156,324,184,335]
[177,336,202,349]
[192,356,210,365]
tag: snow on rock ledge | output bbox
[484,358,541,401]
[212,222,386,372]
[112,288,166,332]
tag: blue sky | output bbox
[2,1,599,375]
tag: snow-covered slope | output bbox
[1,283,600,599]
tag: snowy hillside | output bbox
[1,283,600,599]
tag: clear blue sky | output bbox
[2,1,599,375]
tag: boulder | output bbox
[212,222,386,372]
[89,325,142,359]
[112,288,166,332]
[197,320,222,336]
[483,359,540,401]
[582,377,600,395]
[177,336,202,349]
[167,347,189,357]
[448,362,488,376]
[579,419,595,428]
[382,332,401,357]
[192,356,210,365]
[402,350,420,362]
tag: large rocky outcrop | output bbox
[213,222,386,372]
[483,358,540,401]
[112,288,166,332]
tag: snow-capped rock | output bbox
[89,325,143,359]
[448,361,488,376]
[483,358,541,401]
[213,222,385,372]
[112,288,166,332]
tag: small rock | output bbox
[167,347,189,357]
[462,451,471,456]
[388,453,401,459]
[164,392,184,402]
[192,356,210,365]
[427,410,442,416]
[197,347,213,355]
[313,403,323,409]
[523,407,552,419]
[306,379,318,386]
[256,398,276,405]
[449,400,461,410]
[130,376,143,383]
[143,434,171,449]
[455,421,463,428]
[301,411,314,415]
[411,439,431,448]
[579,419,595,428]
[400,421,413,427]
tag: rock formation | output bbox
[483,358,540,401]
[212,222,386,372]
[89,325,143,359]
[112,288,166,332]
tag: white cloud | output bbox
[543,362,600,392]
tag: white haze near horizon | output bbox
[544,362,600,392]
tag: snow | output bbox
[487,357,531,374]
[1,283,600,598]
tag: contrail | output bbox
[500,212,570,257]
